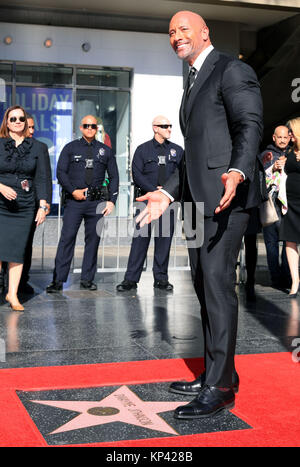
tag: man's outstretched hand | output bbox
[136,190,171,226]
[215,171,243,214]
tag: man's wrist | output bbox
[159,188,174,202]
[228,168,245,183]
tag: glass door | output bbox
[75,88,131,217]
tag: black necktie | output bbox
[85,144,94,186]
[183,67,197,123]
[187,67,197,96]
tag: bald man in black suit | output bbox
[137,11,263,419]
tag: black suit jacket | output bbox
[164,49,264,216]
[33,138,53,204]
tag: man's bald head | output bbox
[273,125,290,150]
[80,115,98,142]
[152,115,172,144]
[152,115,170,126]
[171,11,207,29]
[169,10,211,65]
[81,115,97,126]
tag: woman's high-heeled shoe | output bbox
[288,287,299,298]
[5,294,24,311]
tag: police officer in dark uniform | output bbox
[117,115,183,291]
[46,115,119,292]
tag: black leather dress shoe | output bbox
[80,280,97,290]
[169,372,239,395]
[116,280,137,291]
[153,280,173,291]
[169,373,206,395]
[46,281,63,293]
[174,385,235,419]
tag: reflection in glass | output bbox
[5,312,21,353]
[16,65,72,85]
[287,298,300,337]
[76,68,131,88]
[0,63,13,82]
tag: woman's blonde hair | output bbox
[288,117,300,151]
[0,105,29,138]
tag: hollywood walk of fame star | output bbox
[30,386,189,436]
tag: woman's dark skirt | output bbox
[0,189,35,263]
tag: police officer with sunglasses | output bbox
[117,115,183,291]
[46,115,119,292]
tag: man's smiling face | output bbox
[169,11,210,65]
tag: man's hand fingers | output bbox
[139,212,151,227]
[215,171,240,213]
[215,189,236,214]
[136,195,148,202]
[215,196,234,214]
[136,207,149,225]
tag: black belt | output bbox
[86,187,107,201]
[64,187,107,202]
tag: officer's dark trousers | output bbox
[125,206,176,283]
[54,199,104,283]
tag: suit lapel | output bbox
[183,49,220,126]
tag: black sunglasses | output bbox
[155,124,172,129]
[82,123,97,130]
[9,116,26,123]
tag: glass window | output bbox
[0,63,12,82]
[16,65,73,85]
[0,85,12,122]
[76,68,131,88]
[2,62,132,218]
[76,88,130,217]
[16,86,73,206]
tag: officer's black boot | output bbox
[153,280,173,291]
[46,281,63,293]
[80,280,97,291]
[116,280,137,291]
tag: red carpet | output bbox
[0,352,299,447]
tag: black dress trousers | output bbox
[188,205,250,388]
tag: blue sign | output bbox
[0,85,73,204]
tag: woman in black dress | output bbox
[0,106,48,310]
[280,117,300,297]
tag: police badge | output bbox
[170,149,177,159]
[98,148,105,158]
